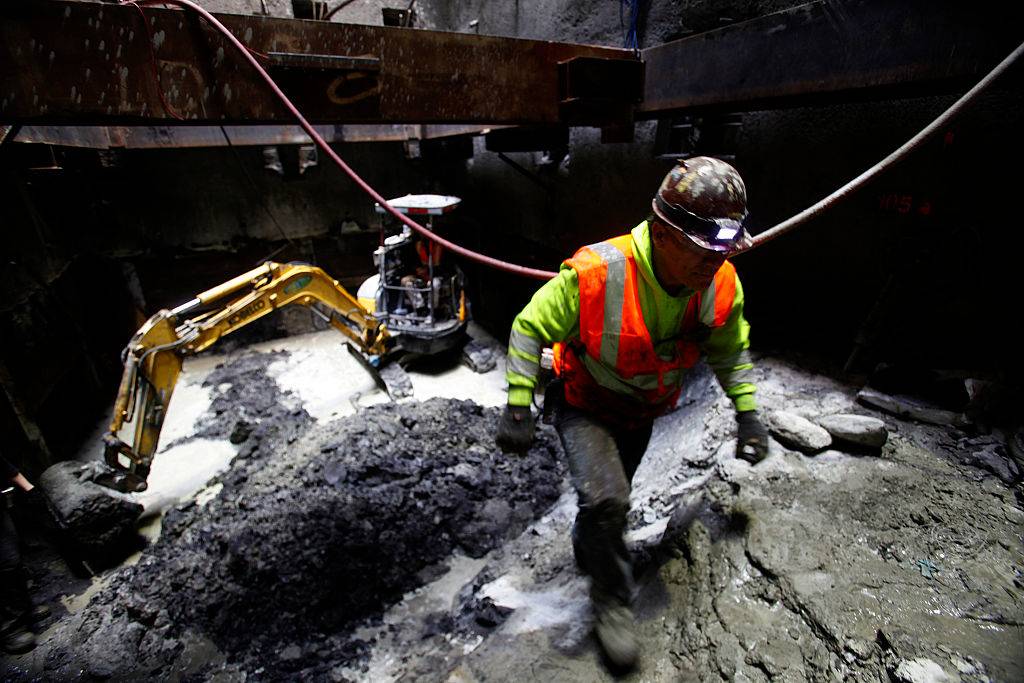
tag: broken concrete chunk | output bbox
[857,388,969,427]
[816,414,888,449]
[462,339,497,373]
[768,411,832,453]
[39,461,143,556]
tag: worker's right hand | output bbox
[496,405,536,454]
[736,410,770,465]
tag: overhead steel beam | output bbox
[11,123,506,149]
[0,0,639,126]
[639,0,1023,117]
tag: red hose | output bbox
[123,0,559,280]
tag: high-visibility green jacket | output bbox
[505,221,757,413]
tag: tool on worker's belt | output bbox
[538,347,563,425]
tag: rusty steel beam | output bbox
[11,123,505,149]
[639,0,1023,117]
[0,0,638,126]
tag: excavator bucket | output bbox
[345,344,413,399]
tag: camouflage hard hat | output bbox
[651,156,749,252]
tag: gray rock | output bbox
[817,414,888,449]
[462,340,497,373]
[857,388,969,427]
[768,411,832,453]
[961,444,1020,485]
[39,461,142,555]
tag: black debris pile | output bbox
[44,350,563,680]
[187,349,301,447]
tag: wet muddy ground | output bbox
[2,336,1021,682]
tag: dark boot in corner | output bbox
[0,567,38,653]
[0,609,36,655]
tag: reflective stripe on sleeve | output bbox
[710,349,752,370]
[718,366,755,386]
[509,328,542,360]
[507,353,540,379]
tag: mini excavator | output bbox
[100,195,469,493]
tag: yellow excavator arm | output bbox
[101,262,391,492]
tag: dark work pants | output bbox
[0,503,20,572]
[0,497,30,624]
[555,402,653,608]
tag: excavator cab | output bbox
[361,195,469,356]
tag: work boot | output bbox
[1,612,36,655]
[593,599,639,670]
[0,566,47,636]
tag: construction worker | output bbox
[1,454,52,654]
[496,157,769,669]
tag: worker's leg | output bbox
[556,406,650,667]
[616,422,654,484]
[0,501,36,654]
[556,406,634,606]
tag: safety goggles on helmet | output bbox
[652,195,748,253]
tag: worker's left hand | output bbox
[735,411,770,465]
[496,405,536,454]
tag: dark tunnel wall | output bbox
[439,81,1024,381]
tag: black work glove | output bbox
[496,405,536,454]
[736,411,770,465]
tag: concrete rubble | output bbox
[3,341,1021,682]
[816,413,889,449]
[958,439,1021,487]
[767,410,832,453]
[857,387,971,428]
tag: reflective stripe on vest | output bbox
[555,234,738,413]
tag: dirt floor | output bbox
[2,329,1021,682]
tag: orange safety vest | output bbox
[552,234,736,428]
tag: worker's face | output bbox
[650,220,728,291]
